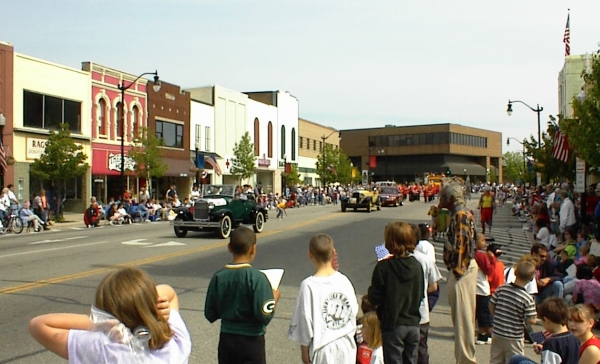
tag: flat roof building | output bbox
[340,123,502,184]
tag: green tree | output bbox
[503,151,525,183]
[129,127,168,196]
[316,145,353,185]
[230,132,257,183]
[30,123,89,220]
[564,54,600,171]
[283,163,302,187]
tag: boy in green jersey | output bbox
[205,226,281,364]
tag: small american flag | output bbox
[563,14,570,56]
[327,164,337,176]
[205,154,222,176]
[0,140,7,172]
[552,129,570,163]
[375,244,392,261]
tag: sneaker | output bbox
[475,333,492,345]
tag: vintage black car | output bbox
[171,185,268,239]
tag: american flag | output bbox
[375,244,392,261]
[563,14,570,56]
[552,129,571,163]
[205,154,222,176]
[0,140,7,172]
[327,164,337,176]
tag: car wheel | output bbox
[219,215,232,239]
[353,207,357,212]
[367,203,371,212]
[253,212,265,233]
[341,204,347,212]
[376,200,381,211]
[173,218,188,238]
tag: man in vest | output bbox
[478,186,496,238]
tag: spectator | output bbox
[84,202,101,228]
[20,200,45,232]
[474,233,496,345]
[138,199,150,222]
[531,244,564,304]
[568,304,600,364]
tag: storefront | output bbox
[91,143,140,203]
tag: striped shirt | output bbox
[490,283,536,340]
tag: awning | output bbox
[163,158,195,177]
[382,155,487,176]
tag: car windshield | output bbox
[381,187,397,194]
[201,185,236,196]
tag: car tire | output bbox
[253,212,265,233]
[367,203,371,213]
[219,215,232,239]
[173,218,188,238]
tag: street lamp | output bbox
[506,100,543,149]
[507,137,527,179]
[195,141,201,186]
[282,154,287,196]
[377,148,386,180]
[117,71,161,198]
[320,130,340,185]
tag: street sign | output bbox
[575,158,586,193]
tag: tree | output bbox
[283,163,302,187]
[129,127,168,195]
[316,145,353,185]
[503,151,525,183]
[564,54,600,171]
[30,123,89,220]
[230,132,257,183]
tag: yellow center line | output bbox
[0,210,344,295]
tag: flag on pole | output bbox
[563,13,570,56]
[552,129,571,163]
[0,140,7,172]
[327,164,337,176]
[205,154,222,176]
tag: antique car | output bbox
[171,185,268,239]
[340,188,381,212]
[379,186,403,207]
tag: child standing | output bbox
[507,297,580,364]
[288,233,358,364]
[568,304,600,364]
[360,312,384,364]
[475,233,497,345]
[368,221,424,364]
[486,243,505,296]
[489,261,538,364]
[205,226,280,364]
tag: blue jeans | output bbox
[139,210,149,220]
[508,355,535,364]
[536,280,564,304]
[276,207,284,218]
[382,325,420,364]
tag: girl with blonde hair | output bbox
[568,303,600,364]
[361,312,384,364]
[29,267,191,363]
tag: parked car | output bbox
[340,188,381,212]
[379,186,403,207]
[171,185,268,239]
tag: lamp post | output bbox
[506,137,527,180]
[0,113,5,187]
[117,71,161,198]
[282,154,287,197]
[377,148,386,180]
[320,130,340,185]
[195,142,201,186]
[506,100,543,149]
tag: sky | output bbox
[2,0,599,154]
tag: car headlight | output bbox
[208,203,215,210]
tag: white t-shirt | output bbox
[504,267,538,295]
[370,346,384,364]
[68,310,191,364]
[288,271,358,362]
[410,251,442,324]
[536,227,550,250]
[416,239,436,263]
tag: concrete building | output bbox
[297,118,339,186]
[558,54,588,118]
[340,123,502,184]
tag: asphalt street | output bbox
[0,194,538,364]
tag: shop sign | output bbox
[258,158,270,167]
[108,153,136,171]
[26,138,50,160]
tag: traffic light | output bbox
[445,168,451,176]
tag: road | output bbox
[0,195,537,363]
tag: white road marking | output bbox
[146,241,186,247]
[122,239,151,246]
[30,236,87,245]
[0,241,108,259]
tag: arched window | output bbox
[254,118,260,156]
[98,99,107,137]
[116,102,123,138]
[132,105,140,138]
[280,125,286,159]
[268,122,273,158]
[291,128,296,160]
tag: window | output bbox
[195,124,202,150]
[23,90,82,132]
[291,128,296,159]
[205,126,211,151]
[268,122,273,158]
[299,136,304,149]
[281,125,286,159]
[132,105,140,137]
[313,139,316,151]
[319,141,323,151]
[116,102,123,138]
[254,118,260,156]
[98,99,107,136]
[156,120,184,148]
